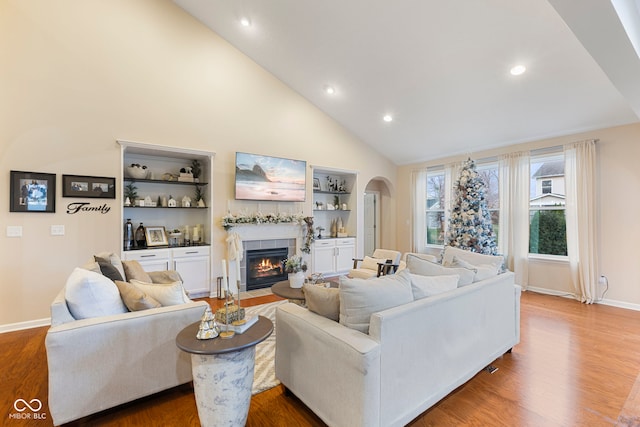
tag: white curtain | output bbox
[411,169,427,253]
[444,161,463,241]
[498,152,530,287]
[564,140,599,303]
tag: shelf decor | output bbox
[221,211,306,230]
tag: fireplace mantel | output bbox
[228,224,303,242]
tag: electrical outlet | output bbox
[51,225,65,236]
[6,226,22,237]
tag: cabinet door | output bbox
[313,241,336,274]
[335,240,356,273]
[123,249,171,272]
[173,256,210,297]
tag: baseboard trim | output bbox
[0,318,51,334]
[527,287,640,312]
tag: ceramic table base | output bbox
[191,347,255,427]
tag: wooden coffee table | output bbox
[271,280,338,305]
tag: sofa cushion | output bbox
[81,260,102,274]
[114,280,161,311]
[122,260,152,283]
[339,270,414,334]
[448,256,498,282]
[95,258,125,282]
[361,256,386,271]
[405,253,475,286]
[303,284,340,321]
[129,279,188,306]
[442,246,504,273]
[64,267,128,319]
[93,252,126,282]
[409,274,459,299]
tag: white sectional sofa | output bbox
[45,254,208,425]
[276,267,521,427]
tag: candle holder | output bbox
[232,279,246,326]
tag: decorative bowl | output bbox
[126,165,148,179]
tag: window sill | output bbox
[528,253,569,264]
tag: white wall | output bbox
[397,123,640,308]
[0,0,396,326]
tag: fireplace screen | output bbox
[246,247,288,290]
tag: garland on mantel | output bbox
[221,212,315,253]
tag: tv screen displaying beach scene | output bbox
[235,152,306,202]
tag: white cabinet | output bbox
[172,247,211,297]
[311,238,355,276]
[123,246,211,298]
[123,248,171,272]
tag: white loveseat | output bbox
[276,268,521,427]
[45,255,208,426]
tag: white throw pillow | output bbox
[405,253,475,286]
[442,246,504,273]
[129,279,188,306]
[360,256,386,271]
[449,257,499,282]
[65,267,128,319]
[410,274,459,299]
[339,270,414,334]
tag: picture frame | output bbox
[62,175,116,199]
[145,226,168,247]
[10,170,56,213]
[313,177,321,191]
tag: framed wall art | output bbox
[145,226,168,247]
[10,170,56,213]
[62,175,116,199]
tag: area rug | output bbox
[246,300,287,395]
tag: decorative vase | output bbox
[288,271,305,288]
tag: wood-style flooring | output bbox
[1,291,639,426]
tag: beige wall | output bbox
[397,122,640,308]
[0,0,397,326]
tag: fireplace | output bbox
[245,247,288,290]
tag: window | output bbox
[425,170,445,245]
[529,153,567,256]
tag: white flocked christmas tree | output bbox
[445,158,498,255]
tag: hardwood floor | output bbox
[1,291,639,426]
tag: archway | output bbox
[363,177,392,256]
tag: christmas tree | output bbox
[445,158,498,255]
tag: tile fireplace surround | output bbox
[230,224,304,291]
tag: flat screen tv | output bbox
[235,152,306,202]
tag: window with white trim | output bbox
[529,152,567,256]
[425,169,445,246]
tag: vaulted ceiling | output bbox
[174,0,640,165]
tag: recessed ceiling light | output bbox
[510,65,526,76]
[240,17,251,27]
[325,86,335,95]
[383,115,393,123]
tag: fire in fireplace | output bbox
[245,247,289,290]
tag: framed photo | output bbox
[10,170,56,213]
[313,177,321,191]
[62,175,116,199]
[145,226,168,247]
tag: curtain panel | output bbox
[498,151,530,287]
[564,139,599,303]
[411,169,427,253]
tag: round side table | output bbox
[176,316,273,427]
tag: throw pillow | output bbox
[95,259,125,282]
[122,260,152,283]
[449,256,499,282]
[442,246,504,273]
[409,274,459,299]
[303,284,340,321]
[114,280,161,311]
[65,267,128,319]
[80,260,102,274]
[339,269,414,334]
[360,256,387,271]
[405,253,475,286]
[93,252,126,282]
[129,279,188,306]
